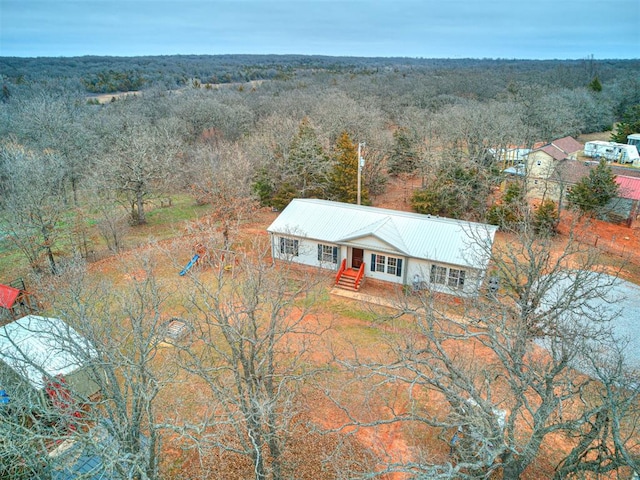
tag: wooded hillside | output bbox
[0,55,639,479]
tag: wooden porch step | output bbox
[335,273,362,291]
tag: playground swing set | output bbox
[179,243,240,276]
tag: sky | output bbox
[0,0,638,59]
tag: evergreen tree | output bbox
[486,181,525,230]
[328,131,369,204]
[387,127,419,176]
[588,75,602,92]
[533,199,559,235]
[1,84,9,103]
[412,164,490,220]
[252,166,275,206]
[611,104,640,143]
[567,159,619,215]
[287,117,329,198]
[252,118,328,209]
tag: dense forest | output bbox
[0,55,639,479]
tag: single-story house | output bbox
[267,199,498,297]
[0,315,100,402]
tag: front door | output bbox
[352,248,364,269]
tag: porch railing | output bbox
[335,258,347,284]
[354,262,365,290]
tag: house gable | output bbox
[341,234,406,255]
[337,217,409,255]
[527,136,583,179]
[527,150,555,179]
[550,136,583,157]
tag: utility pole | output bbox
[357,142,365,205]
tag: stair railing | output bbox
[335,258,347,284]
[354,262,365,290]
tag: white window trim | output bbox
[370,253,403,277]
[279,237,299,256]
[318,244,338,264]
[431,264,466,290]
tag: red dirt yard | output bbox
[57,177,640,479]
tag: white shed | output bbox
[267,199,497,297]
[627,133,640,150]
[0,315,100,400]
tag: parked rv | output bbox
[583,140,640,165]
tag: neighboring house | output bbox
[524,136,583,201]
[267,199,497,297]
[0,315,100,402]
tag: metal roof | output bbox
[0,315,96,390]
[267,199,497,269]
[616,175,640,201]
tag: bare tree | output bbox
[188,141,257,249]
[0,142,67,274]
[329,229,639,479]
[6,88,98,205]
[176,247,327,480]
[95,113,182,225]
[45,258,173,479]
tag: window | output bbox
[370,254,403,277]
[317,244,338,264]
[430,265,447,284]
[279,237,299,256]
[448,269,466,289]
[387,257,398,275]
[431,265,467,289]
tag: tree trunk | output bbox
[42,228,58,275]
[135,186,146,225]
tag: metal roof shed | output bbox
[0,315,100,399]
